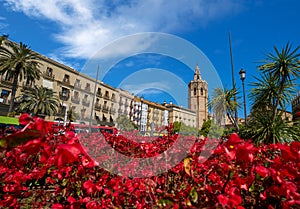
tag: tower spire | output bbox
[194,64,201,80]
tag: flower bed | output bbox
[0,114,299,208]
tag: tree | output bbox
[248,43,300,144]
[115,114,137,131]
[209,87,240,131]
[0,39,41,114]
[257,43,300,121]
[16,86,59,117]
[199,119,211,137]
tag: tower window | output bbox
[194,88,197,96]
[201,88,203,96]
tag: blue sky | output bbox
[0,0,299,116]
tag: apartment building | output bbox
[165,102,197,128]
[143,99,169,132]
[0,39,202,130]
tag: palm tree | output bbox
[16,86,59,117]
[258,43,300,123]
[0,40,41,114]
[248,43,300,144]
[209,87,240,131]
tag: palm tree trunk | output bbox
[8,72,19,114]
[227,112,239,131]
[270,77,286,128]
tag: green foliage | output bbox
[246,43,300,144]
[209,87,240,131]
[0,40,41,113]
[16,86,59,117]
[199,119,211,137]
[116,114,137,131]
[172,121,181,134]
[244,110,299,145]
[67,109,78,122]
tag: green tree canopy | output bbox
[209,87,240,131]
[248,43,300,144]
[16,86,59,117]
[0,39,41,113]
[116,114,137,131]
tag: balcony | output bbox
[85,86,91,92]
[59,92,70,101]
[43,71,55,80]
[96,92,102,98]
[71,96,80,104]
[94,103,101,111]
[82,99,90,107]
[102,106,109,113]
[74,83,81,89]
[103,95,110,100]
[62,78,70,85]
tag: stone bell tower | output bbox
[188,65,208,129]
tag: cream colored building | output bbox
[0,44,119,125]
[166,102,197,128]
[1,40,205,130]
[143,99,169,132]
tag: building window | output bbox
[111,93,115,101]
[85,83,91,91]
[0,89,10,104]
[194,88,196,96]
[63,74,70,83]
[74,79,81,88]
[201,88,203,96]
[105,91,109,99]
[74,91,79,99]
[46,67,53,77]
[97,88,102,96]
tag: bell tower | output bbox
[188,65,208,129]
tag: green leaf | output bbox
[190,187,198,203]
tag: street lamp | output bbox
[239,68,247,125]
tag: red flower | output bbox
[83,180,97,195]
[235,142,256,163]
[19,113,32,126]
[256,165,270,178]
[217,194,228,207]
[51,203,64,209]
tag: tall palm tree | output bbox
[258,43,300,123]
[16,86,59,117]
[0,39,41,114]
[248,43,300,144]
[209,87,240,131]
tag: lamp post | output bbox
[239,68,247,125]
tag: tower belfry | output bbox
[188,65,208,129]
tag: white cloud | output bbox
[3,0,245,59]
[0,16,8,30]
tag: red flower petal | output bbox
[19,113,32,126]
